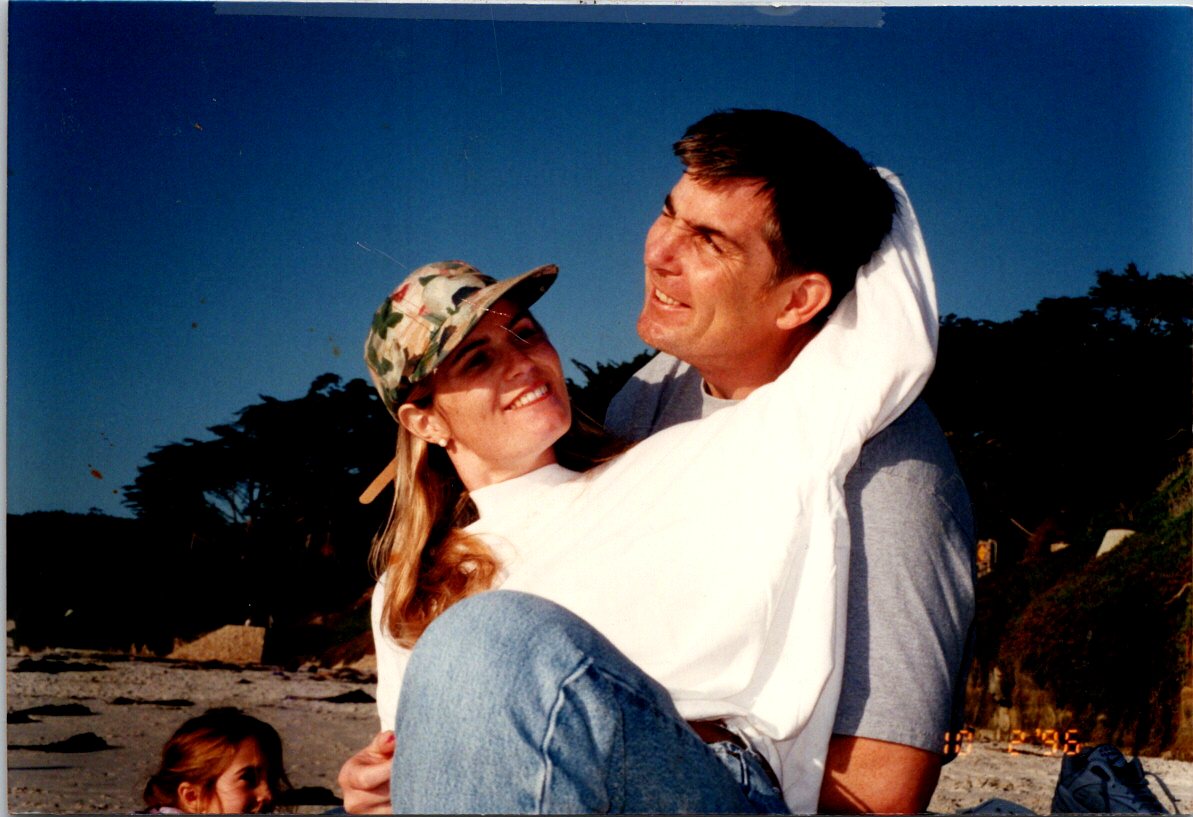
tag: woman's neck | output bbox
[453,448,559,493]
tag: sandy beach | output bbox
[929,740,1191,814]
[7,651,378,814]
[7,649,1191,814]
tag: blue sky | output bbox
[7,3,1192,517]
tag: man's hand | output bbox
[818,734,942,814]
[338,730,395,814]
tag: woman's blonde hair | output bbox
[370,381,623,648]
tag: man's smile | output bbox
[652,287,687,308]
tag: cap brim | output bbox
[433,263,558,368]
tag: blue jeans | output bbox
[390,591,789,814]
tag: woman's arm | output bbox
[337,730,395,814]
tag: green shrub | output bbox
[999,457,1191,753]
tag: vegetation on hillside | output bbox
[935,264,1191,756]
[995,455,1190,754]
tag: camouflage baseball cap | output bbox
[364,260,558,417]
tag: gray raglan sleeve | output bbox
[833,400,976,754]
[605,352,692,441]
[605,375,653,442]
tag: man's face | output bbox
[638,173,785,374]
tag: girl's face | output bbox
[189,738,274,814]
[401,299,571,491]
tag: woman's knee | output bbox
[405,591,585,692]
[423,590,575,647]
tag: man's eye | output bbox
[698,232,721,253]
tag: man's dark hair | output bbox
[675,109,897,314]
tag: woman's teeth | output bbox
[507,384,549,410]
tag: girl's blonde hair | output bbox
[370,381,623,648]
[143,708,290,813]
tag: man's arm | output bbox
[608,360,973,815]
[819,735,942,814]
[822,401,975,813]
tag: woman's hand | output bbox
[338,730,395,814]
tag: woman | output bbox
[358,173,936,811]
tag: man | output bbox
[339,109,973,813]
[605,109,975,813]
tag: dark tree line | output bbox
[8,265,1190,681]
[926,263,1190,562]
[923,264,1191,756]
[10,376,397,659]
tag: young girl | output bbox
[142,708,290,814]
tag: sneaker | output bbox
[1051,744,1168,813]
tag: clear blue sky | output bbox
[7,3,1192,517]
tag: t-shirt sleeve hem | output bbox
[832,718,950,755]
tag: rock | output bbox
[347,653,377,675]
[1095,528,1136,557]
[283,688,375,704]
[10,703,95,718]
[13,657,108,674]
[168,625,265,664]
[111,697,194,707]
[10,732,114,753]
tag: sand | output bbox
[7,650,1192,814]
[929,742,1191,814]
[6,651,378,814]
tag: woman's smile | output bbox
[506,383,552,411]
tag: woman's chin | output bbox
[520,403,571,445]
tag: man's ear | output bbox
[397,402,448,445]
[176,782,202,813]
[774,271,832,331]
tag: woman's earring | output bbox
[437,438,448,448]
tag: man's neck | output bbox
[699,326,818,400]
